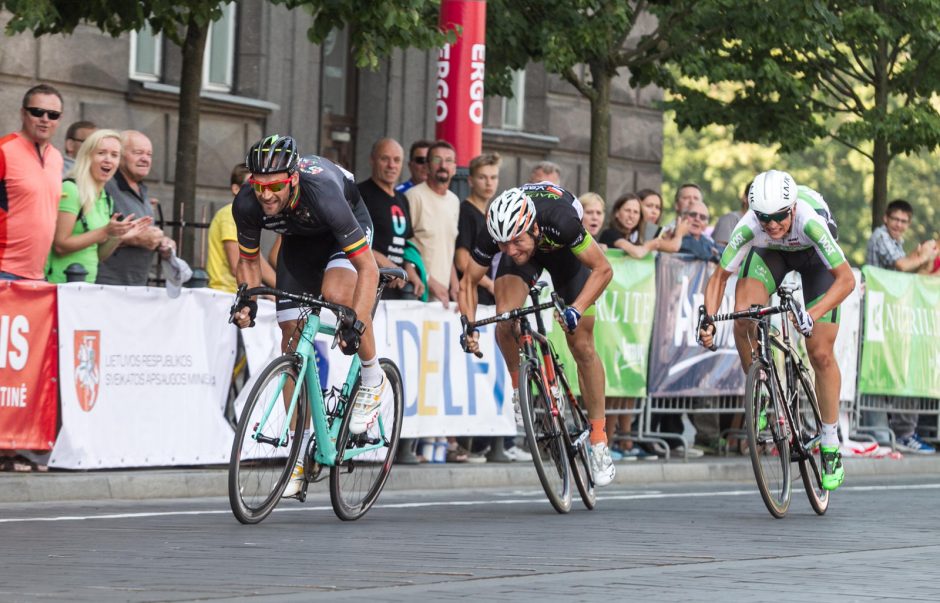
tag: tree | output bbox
[658,0,940,229]
[2,0,232,256]
[279,0,452,69]
[483,0,724,199]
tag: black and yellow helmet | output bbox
[246,134,298,174]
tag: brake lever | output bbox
[460,315,483,358]
[697,305,718,351]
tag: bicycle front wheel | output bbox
[745,361,791,518]
[519,359,572,514]
[330,358,404,521]
[556,367,596,510]
[229,354,308,524]
[794,366,829,515]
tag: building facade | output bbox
[0,1,663,265]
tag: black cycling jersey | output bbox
[470,182,591,267]
[233,154,372,261]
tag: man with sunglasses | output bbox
[0,84,64,281]
[699,169,855,491]
[230,135,384,498]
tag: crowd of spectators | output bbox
[4,81,939,470]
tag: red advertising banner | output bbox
[0,280,58,450]
[436,0,486,166]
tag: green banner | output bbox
[859,266,940,397]
[545,252,656,397]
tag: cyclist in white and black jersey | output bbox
[699,170,855,491]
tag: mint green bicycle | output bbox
[227,269,405,523]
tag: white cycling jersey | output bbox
[720,186,846,273]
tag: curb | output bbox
[2,456,939,504]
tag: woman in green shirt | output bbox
[46,129,150,283]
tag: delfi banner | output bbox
[436,0,486,165]
[548,253,656,397]
[52,285,238,468]
[0,280,58,450]
[647,254,744,397]
[859,266,940,397]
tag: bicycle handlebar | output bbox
[460,288,566,358]
[230,285,358,331]
[696,285,810,352]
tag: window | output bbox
[130,26,162,82]
[203,2,236,92]
[501,69,526,130]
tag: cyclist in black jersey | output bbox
[458,184,617,486]
[230,135,388,497]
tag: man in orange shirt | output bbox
[0,84,64,280]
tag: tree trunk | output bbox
[871,138,890,231]
[172,17,209,264]
[588,65,611,200]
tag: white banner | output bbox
[51,285,237,469]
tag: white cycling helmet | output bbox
[748,170,797,215]
[487,187,537,242]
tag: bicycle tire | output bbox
[519,359,572,514]
[745,361,791,518]
[555,366,596,510]
[330,358,404,521]
[229,354,308,524]
[794,366,829,515]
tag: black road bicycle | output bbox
[461,281,596,513]
[698,285,829,518]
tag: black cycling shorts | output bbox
[275,234,352,321]
[495,248,590,306]
[739,247,840,324]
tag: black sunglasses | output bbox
[25,107,62,120]
[411,156,427,164]
[754,208,791,224]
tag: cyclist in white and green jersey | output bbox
[698,170,855,491]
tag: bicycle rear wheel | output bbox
[556,367,596,510]
[229,354,308,524]
[519,359,572,514]
[330,358,404,521]
[794,366,829,515]
[745,361,791,518]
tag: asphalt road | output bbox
[1,475,938,602]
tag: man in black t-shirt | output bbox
[357,138,424,299]
[454,152,501,306]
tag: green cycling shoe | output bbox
[820,445,844,491]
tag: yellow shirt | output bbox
[207,203,238,293]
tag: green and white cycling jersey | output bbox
[719,186,846,273]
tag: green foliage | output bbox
[1,0,230,44]
[278,0,453,70]
[660,0,940,223]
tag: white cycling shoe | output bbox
[590,442,616,487]
[349,374,389,435]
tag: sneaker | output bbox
[672,445,705,458]
[281,461,305,498]
[505,445,532,462]
[589,442,616,487]
[609,447,625,461]
[896,434,936,454]
[621,446,658,461]
[512,390,523,429]
[820,445,845,491]
[349,374,389,435]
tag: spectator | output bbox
[529,160,561,185]
[394,139,432,195]
[46,129,150,283]
[678,199,723,262]
[455,152,500,306]
[358,138,425,300]
[96,130,174,286]
[405,140,460,307]
[207,164,275,293]
[0,83,64,281]
[638,187,686,253]
[712,180,751,247]
[660,183,700,241]
[865,199,938,454]
[61,120,96,177]
[599,193,658,259]
[579,192,606,244]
